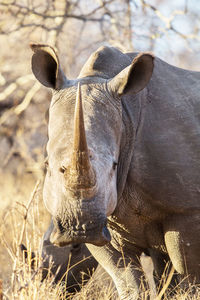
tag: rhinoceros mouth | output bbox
[50,221,111,247]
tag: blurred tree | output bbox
[0,0,200,178]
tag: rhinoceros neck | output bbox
[122,57,200,214]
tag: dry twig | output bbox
[11,180,40,296]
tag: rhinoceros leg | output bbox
[164,214,200,288]
[41,220,98,293]
[148,249,179,294]
[87,243,148,300]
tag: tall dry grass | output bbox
[0,175,117,299]
[0,174,200,300]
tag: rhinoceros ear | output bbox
[108,53,154,96]
[30,43,67,89]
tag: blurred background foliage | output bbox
[0,0,200,180]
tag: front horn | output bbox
[65,83,96,196]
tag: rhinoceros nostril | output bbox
[56,218,65,234]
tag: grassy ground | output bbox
[0,174,200,299]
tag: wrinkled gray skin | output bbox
[41,220,98,293]
[31,44,200,299]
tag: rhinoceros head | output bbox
[31,44,154,247]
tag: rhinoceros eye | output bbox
[113,161,118,170]
[88,149,94,160]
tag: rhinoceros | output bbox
[31,43,200,299]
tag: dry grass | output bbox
[0,174,200,300]
[0,174,117,299]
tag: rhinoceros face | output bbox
[43,82,122,246]
[31,44,154,247]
